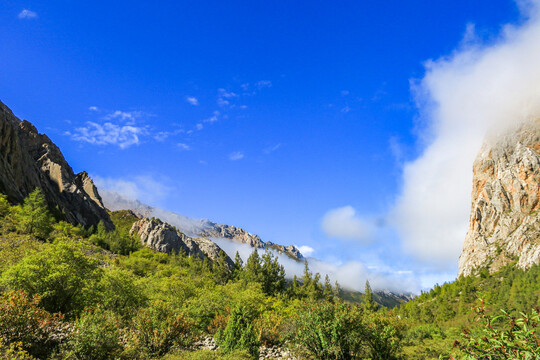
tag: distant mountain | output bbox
[101,190,304,261]
[0,100,113,229]
[459,119,540,276]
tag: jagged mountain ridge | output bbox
[101,190,304,260]
[130,217,235,268]
[0,100,113,229]
[458,119,540,277]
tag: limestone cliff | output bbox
[130,217,234,267]
[0,100,113,229]
[458,120,540,277]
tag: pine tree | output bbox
[14,189,53,240]
[213,250,231,285]
[260,250,286,296]
[364,280,377,312]
[244,248,262,283]
[323,274,334,301]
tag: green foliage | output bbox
[364,280,377,312]
[13,189,53,240]
[0,290,64,358]
[126,300,194,357]
[446,304,540,359]
[64,307,122,360]
[96,267,147,316]
[215,305,260,358]
[163,349,253,360]
[0,341,35,360]
[292,300,404,360]
[0,239,101,314]
[0,194,10,218]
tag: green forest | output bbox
[0,190,538,359]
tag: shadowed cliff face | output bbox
[0,100,114,230]
[459,120,540,277]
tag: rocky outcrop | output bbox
[130,218,234,267]
[0,100,113,229]
[199,223,304,261]
[102,190,304,260]
[458,120,540,277]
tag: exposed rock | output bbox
[102,190,304,260]
[458,120,540,277]
[130,218,234,267]
[0,100,113,229]
[199,223,304,261]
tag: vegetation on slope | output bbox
[0,189,538,359]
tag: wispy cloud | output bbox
[67,122,148,149]
[94,174,176,206]
[18,9,37,19]
[103,110,146,123]
[204,110,220,123]
[177,143,190,150]
[321,206,373,243]
[263,143,282,154]
[186,96,199,106]
[256,80,272,89]
[341,106,351,113]
[229,151,244,161]
[88,106,99,112]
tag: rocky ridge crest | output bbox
[458,119,540,276]
[130,217,234,267]
[0,100,113,229]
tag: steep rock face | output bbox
[130,218,234,267]
[458,120,540,277]
[0,100,113,229]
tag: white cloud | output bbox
[204,110,220,123]
[256,80,272,89]
[392,1,540,270]
[94,175,176,207]
[341,106,351,113]
[229,151,244,161]
[212,239,419,293]
[195,123,203,130]
[186,96,199,106]
[104,110,144,123]
[69,121,148,149]
[88,106,99,112]
[18,9,37,19]
[263,143,282,154]
[322,206,372,242]
[177,143,190,150]
[297,245,315,257]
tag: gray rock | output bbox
[0,100,113,229]
[130,218,234,267]
[459,119,540,276]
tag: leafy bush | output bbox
[0,342,35,360]
[125,300,194,357]
[292,300,404,360]
[215,305,260,358]
[0,240,101,314]
[0,290,65,358]
[163,349,253,360]
[63,307,122,360]
[447,303,540,359]
[96,267,146,316]
[12,189,53,240]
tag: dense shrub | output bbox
[63,307,122,360]
[96,267,146,316]
[126,300,194,357]
[215,305,260,358]
[163,349,253,360]
[447,304,540,359]
[0,291,65,358]
[0,240,101,314]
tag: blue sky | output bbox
[0,1,530,291]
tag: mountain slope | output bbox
[458,119,540,276]
[0,100,113,229]
[101,190,304,260]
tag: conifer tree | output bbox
[323,274,334,301]
[364,280,377,312]
[14,189,53,240]
[244,248,262,283]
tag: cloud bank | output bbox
[321,206,372,243]
[393,0,540,270]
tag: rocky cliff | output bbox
[458,120,540,277]
[130,217,234,267]
[0,100,113,229]
[102,190,304,260]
